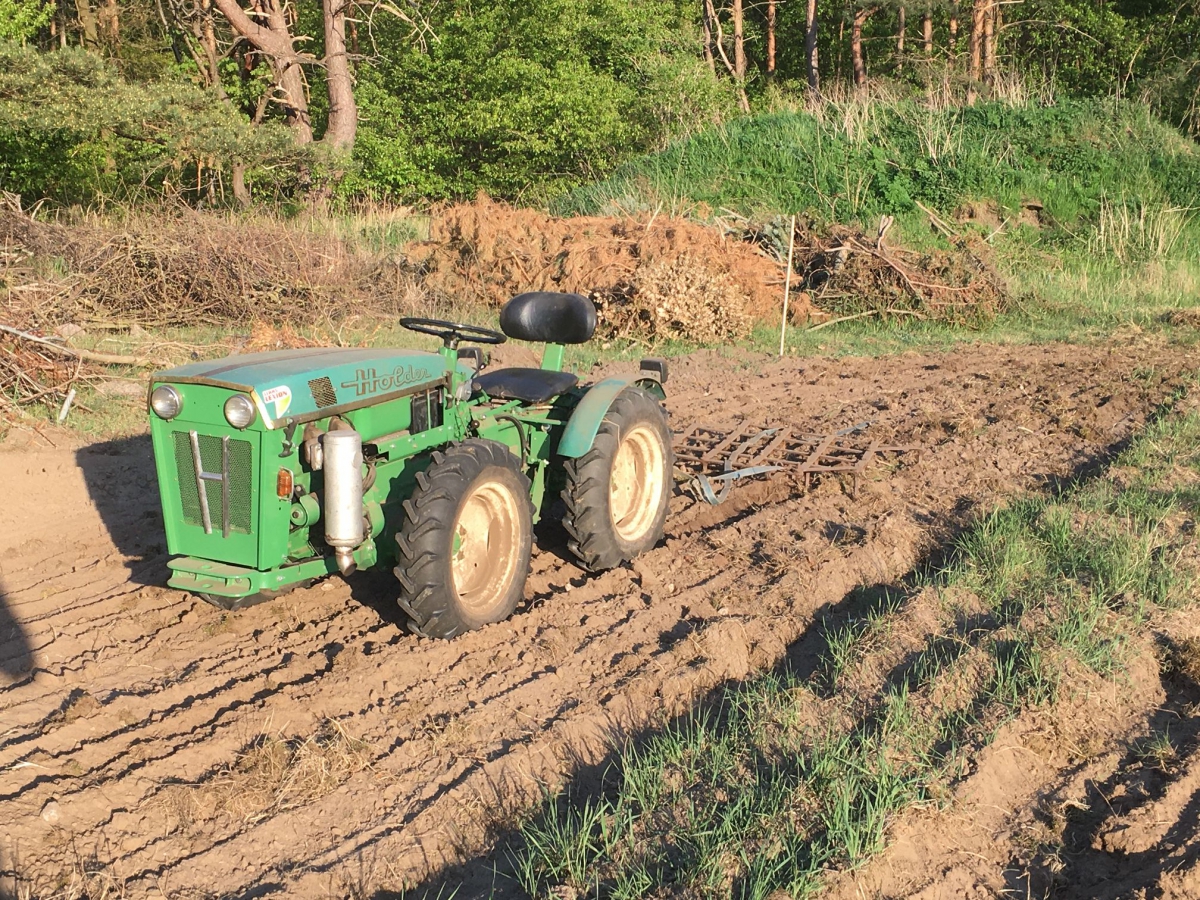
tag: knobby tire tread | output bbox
[561,387,672,572]
[394,439,533,639]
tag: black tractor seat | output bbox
[473,368,578,403]
[470,292,595,403]
[500,291,596,344]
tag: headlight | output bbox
[224,395,257,429]
[150,386,182,420]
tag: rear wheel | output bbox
[395,439,534,638]
[562,387,672,572]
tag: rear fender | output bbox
[557,376,666,458]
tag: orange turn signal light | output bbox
[277,467,294,500]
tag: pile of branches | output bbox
[592,254,754,344]
[1,205,423,330]
[1,327,90,422]
[745,213,1011,329]
[0,324,155,423]
[0,336,79,420]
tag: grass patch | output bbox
[160,719,371,832]
[509,386,1200,899]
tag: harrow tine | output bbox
[672,421,921,505]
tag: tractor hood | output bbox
[152,347,448,427]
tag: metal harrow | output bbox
[672,421,921,504]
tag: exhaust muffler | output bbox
[323,428,364,575]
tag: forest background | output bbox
[1,0,1198,210]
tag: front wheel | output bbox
[562,387,673,572]
[395,439,534,639]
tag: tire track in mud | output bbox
[1,341,1195,898]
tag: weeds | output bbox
[1090,197,1196,264]
[557,98,1200,237]
[511,392,1200,899]
[1134,728,1179,772]
[161,719,372,831]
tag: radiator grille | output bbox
[309,376,338,408]
[173,431,253,534]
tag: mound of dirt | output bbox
[416,200,1013,341]
[413,197,805,341]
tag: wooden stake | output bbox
[57,387,77,424]
[779,214,797,357]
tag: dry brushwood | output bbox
[0,324,160,366]
[594,254,754,344]
[0,326,160,424]
[0,336,89,421]
[1,207,426,330]
[786,219,1009,327]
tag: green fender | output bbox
[557,376,667,458]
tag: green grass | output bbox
[508,384,1200,899]
[557,98,1200,233]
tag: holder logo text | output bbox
[341,365,433,397]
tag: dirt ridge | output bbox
[1,340,1193,898]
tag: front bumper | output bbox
[167,539,379,600]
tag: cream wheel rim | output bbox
[451,478,522,614]
[609,424,666,543]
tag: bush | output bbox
[0,42,305,205]
[343,0,733,203]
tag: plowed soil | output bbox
[1,340,1197,898]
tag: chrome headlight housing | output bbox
[223,394,257,429]
[150,386,183,420]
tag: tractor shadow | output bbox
[531,504,582,567]
[345,569,412,630]
[75,435,170,587]
[0,581,33,682]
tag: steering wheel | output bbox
[399,317,507,349]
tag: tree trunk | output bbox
[852,6,876,88]
[766,0,776,80]
[922,7,932,55]
[74,0,100,50]
[805,0,819,91]
[733,0,746,86]
[983,0,997,83]
[102,0,117,42]
[836,14,845,83]
[322,0,357,150]
[212,0,313,143]
[232,162,250,206]
[195,0,225,95]
[702,0,715,72]
[949,2,958,57]
[967,0,984,102]
[896,5,906,70]
[100,0,118,43]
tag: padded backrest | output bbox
[499,292,596,344]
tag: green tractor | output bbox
[146,292,673,638]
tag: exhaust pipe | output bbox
[323,429,364,575]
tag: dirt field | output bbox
[1,338,1197,899]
